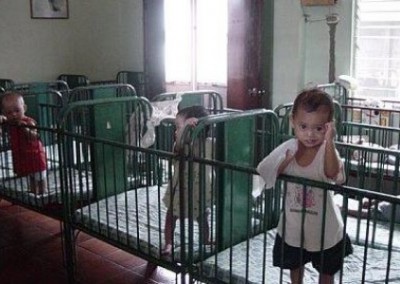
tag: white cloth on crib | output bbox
[255,139,298,195]
[127,93,183,148]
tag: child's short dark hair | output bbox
[177,105,209,120]
[177,105,210,136]
[291,88,334,121]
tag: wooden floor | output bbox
[0,200,180,284]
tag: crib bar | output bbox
[57,74,90,90]
[152,90,225,114]
[20,90,64,144]
[60,96,153,199]
[0,124,64,218]
[341,103,400,129]
[116,71,146,97]
[337,141,400,195]
[0,89,64,204]
[0,78,15,90]
[317,82,349,104]
[66,83,137,104]
[177,109,279,252]
[340,121,400,149]
[1,90,64,134]
[61,128,185,273]
[13,80,70,98]
[59,106,282,282]
[194,169,400,283]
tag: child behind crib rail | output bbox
[0,92,47,194]
[162,105,213,256]
[257,88,353,284]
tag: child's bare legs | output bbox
[197,211,213,245]
[163,208,177,255]
[290,267,304,284]
[290,266,334,284]
[319,273,334,284]
[28,175,47,195]
[38,179,47,194]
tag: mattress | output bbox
[335,195,400,251]
[74,185,215,262]
[197,229,400,284]
[0,168,92,207]
[346,158,398,178]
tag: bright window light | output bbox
[164,0,227,86]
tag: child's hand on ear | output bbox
[325,121,336,141]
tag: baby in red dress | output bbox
[0,92,47,194]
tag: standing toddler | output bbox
[0,92,47,194]
[257,88,353,284]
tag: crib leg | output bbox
[144,262,158,278]
[62,222,76,284]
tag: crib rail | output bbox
[22,90,64,135]
[0,124,64,218]
[0,78,15,90]
[340,121,400,148]
[57,74,90,90]
[336,141,400,195]
[341,103,400,129]
[178,109,280,251]
[13,80,70,97]
[59,96,155,190]
[152,90,225,114]
[318,82,348,104]
[0,89,65,216]
[59,107,281,282]
[0,90,63,147]
[194,170,400,284]
[116,71,146,97]
[65,83,137,104]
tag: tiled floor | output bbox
[0,200,179,284]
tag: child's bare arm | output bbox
[277,149,295,174]
[324,121,341,179]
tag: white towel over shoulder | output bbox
[255,139,298,196]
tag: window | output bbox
[353,0,400,99]
[164,0,228,89]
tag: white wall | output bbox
[272,0,353,107]
[0,0,143,83]
[0,0,353,107]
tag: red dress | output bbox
[9,117,47,176]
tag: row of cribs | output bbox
[0,84,224,218]
[0,71,145,96]
[62,101,400,283]
[1,83,400,283]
